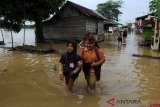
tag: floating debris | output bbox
[132,54,160,60]
[11,45,58,54]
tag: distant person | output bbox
[122,28,128,43]
[59,41,82,92]
[79,31,90,48]
[81,36,105,94]
[117,31,123,46]
[79,31,100,49]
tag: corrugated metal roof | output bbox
[135,13,155,20]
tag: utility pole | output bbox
[151,18,160,50]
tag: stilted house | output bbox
[135,13,155,32]
[151,17,160,50]
[135,13,160,50]
[42,1,106,41]
[135,13,155,46]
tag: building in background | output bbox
[42,1,107,41]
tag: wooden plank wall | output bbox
[86,19,104,41]
[43,5,87,41]
[42,5,104,41]
[43,17,86,41]
[86,19,104,34]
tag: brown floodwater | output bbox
[0,29,160,107]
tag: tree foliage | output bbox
[0,0,24,32]
[149,0,160,19]
[0,0,66,42]
[96,0,123,22]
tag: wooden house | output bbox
[42,1,106,41]
[135,13,155,46]
[135,13,160,50]
[135,13,155,30]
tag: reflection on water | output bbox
[0,30,160,107]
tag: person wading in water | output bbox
[59,41,82,92]
[81,36,105,94]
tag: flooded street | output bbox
[0,29,160,107]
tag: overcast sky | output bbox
[69,0,150,25]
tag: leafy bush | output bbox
[143,28,154,40]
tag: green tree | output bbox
[24,0,65,43]
[0,0,24,49]
[149,0,160,18]
[0,0,66,43]
[96,0,123,22]
[0,0,24,32]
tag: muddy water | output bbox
[0,29,160,107]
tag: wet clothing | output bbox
[83,62,101,81]
[60,52,81,81]
[95,41,100,49]
[123,30,127,38]
[81,47,105,81]
[117,36,122,42]
[81,47,104,63]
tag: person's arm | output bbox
[59,54,65,81]
[91,50,105,67]
[79,40,85,48]
[92,58,105,67]
[59,63,63,74]
[69,59,82,76]
[59,64,64,81]
[72,60,82,74]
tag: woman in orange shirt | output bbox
[81,36,105,94]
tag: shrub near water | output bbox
[143,28,154,41]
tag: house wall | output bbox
[86,19,104,41]
[97,21,104,34]
[43,5,86,41]
[86,19,104,34]
[43,16,86,41]
[42,5,104,41]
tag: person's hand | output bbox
[91,62,97,67]
[60,74,64,81]
[79,44,84,48]
[69,72,75,76]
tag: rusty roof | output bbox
[135,13,155,20]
